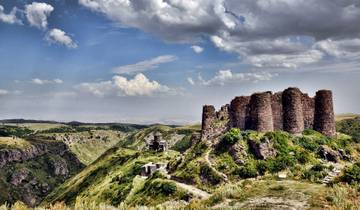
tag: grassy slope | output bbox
[42,147,181,206]
[20,120,360,209]
[40,130,126,165]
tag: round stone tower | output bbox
[314,90,336,137]
[201,105,216,139]
[229,96,250,130]
[282,87,304,134]
[248,92,274,132]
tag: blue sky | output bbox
[0,0,359,123]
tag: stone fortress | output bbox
[201,87,336,140]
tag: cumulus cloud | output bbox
[113,74,170,96]
[191,45,204,54]
[46,28,78,49]
[31,78,63,85]
[112,55,177,75]
[0,5,22,24]
[25,2,54,29]
[79,0,360,68]
[76,73,173,97]
[191,69,276,86]
[0,89,9,96]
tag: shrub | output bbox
[336,118,360,143]
[341,162,360,184]
[222,128,241,145]
[302,164,328,182]
[146,180,177,196]
[172,136,192,153]
[235,161,258,178]
[295,149,312,164]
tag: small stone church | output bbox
[148,132,168,152]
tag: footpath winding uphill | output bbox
[205,149,229,182]
[173,181,211,199]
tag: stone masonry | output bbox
[201,87,336,140]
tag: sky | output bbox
[0,0,359,124]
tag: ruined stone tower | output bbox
[248,92,274,132]
[229,96,250,130]
[282,87,304,134]
[314,90,336,137]
[201,87,336,140]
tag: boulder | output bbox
[248,138,277,160]
[229,142,248,165]
[318,145,340,162]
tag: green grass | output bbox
[42,147,180,206]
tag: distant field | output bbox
[0,136,31,149]
[2,123,68,131]
[335,113,359,121]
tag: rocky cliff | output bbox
[0,138,84,206]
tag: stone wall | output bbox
[302,93,315,129]
[201,105,230,141]
[271,92,283,131]
[200,87,336,140]
[314,90,336,137]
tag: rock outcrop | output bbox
[0,138,84,206]
[201,87,336,140]
[248,138,277,160]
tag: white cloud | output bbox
[0,5,22,24]
[112,55,177,75]
[31,78,63,85]
[0,89,9,96]
[187,77,195,85]
[76,73,173,97]
[191,45,204,53]
[113,74,170,96]
[25,2,54,29]
[80,0,360,68]
[192,69,276,86]
[46,28,78,49]
[315,38,360,59]
[75,81,114,97]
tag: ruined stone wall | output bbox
[201,105,216,139]
[247,92,274,132]
[282,87,304,134]
[271,92,283,131]
[201,87,336,140]
[201,105,230,140]
[314,90,336,137]
[229,96,250,130]
[302,94,315,129]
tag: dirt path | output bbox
[205,149,229,182]
[173,181,211,199]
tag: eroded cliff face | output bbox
[0,138,84,207]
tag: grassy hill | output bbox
[34,120,360,209]
[1,119,359,209]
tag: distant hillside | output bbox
[335,113,360,121]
